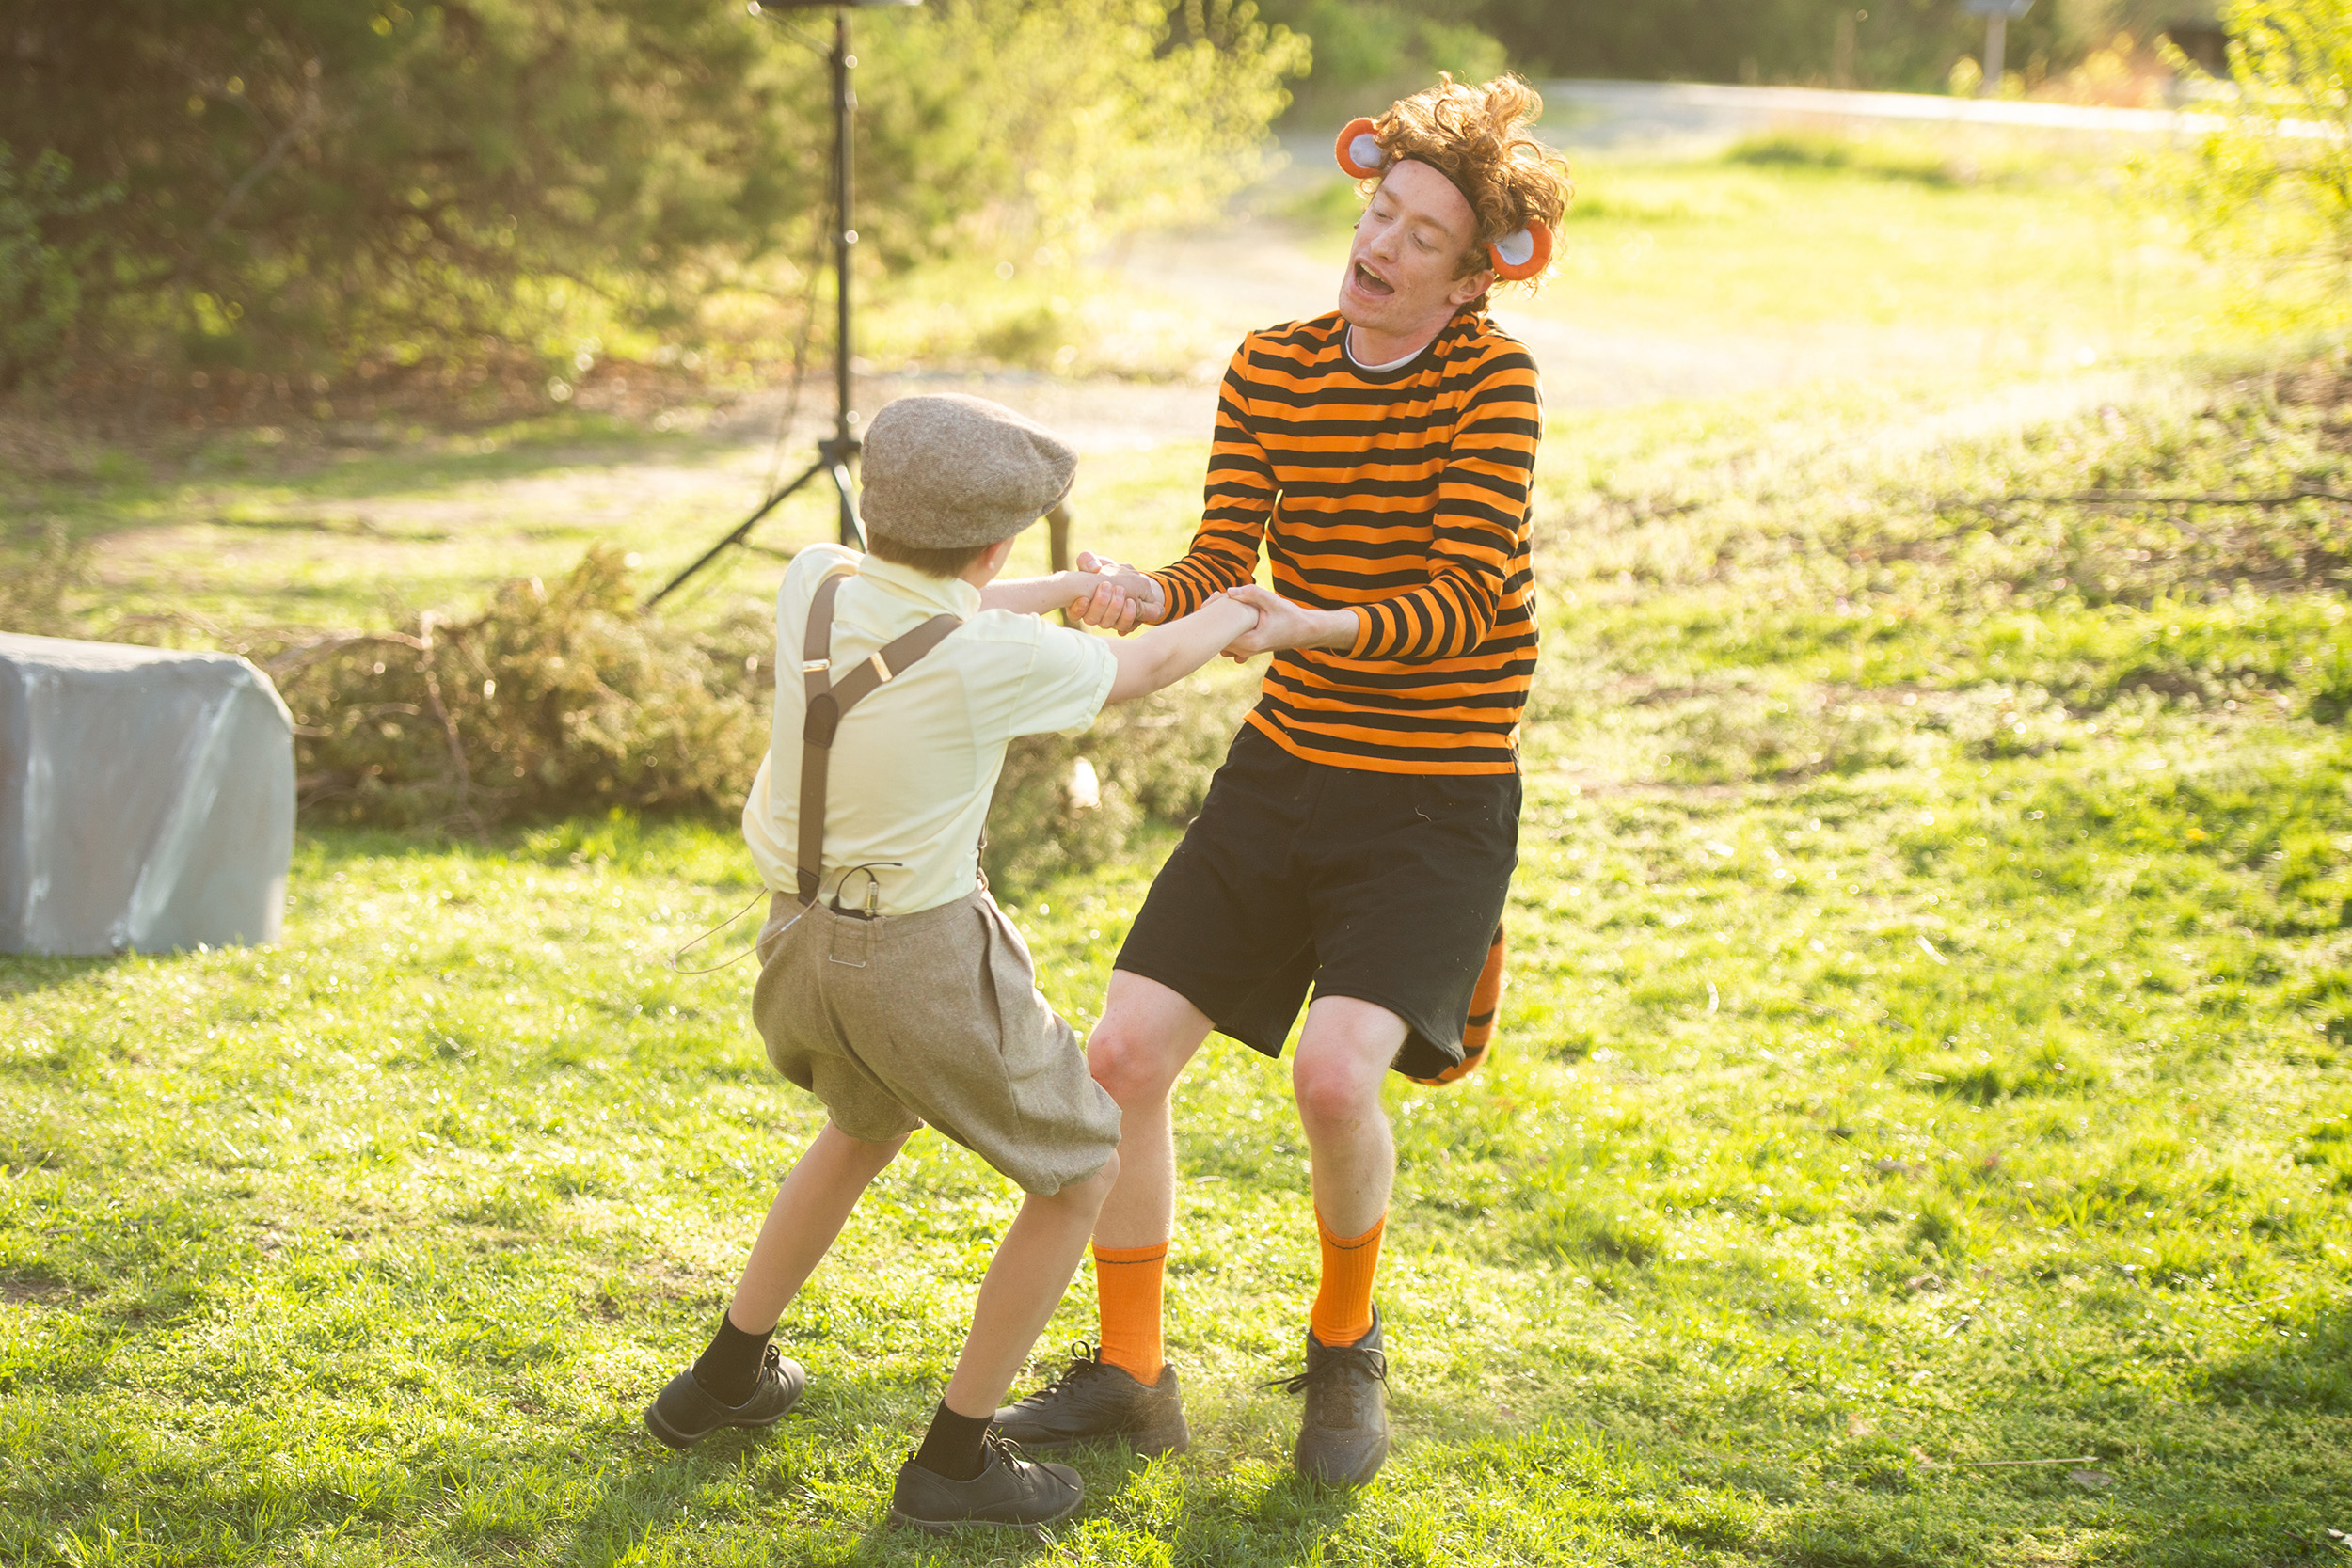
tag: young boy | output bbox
[642,392,1259,1532]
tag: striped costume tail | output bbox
[1408,922,1505,1086]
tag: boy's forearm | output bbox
[1153,596,1258,668]
[977,570,1088,618]
[1106,596,1255,702]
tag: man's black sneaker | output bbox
[889,1433,1083,1533]
[644,1346,806,1449]
[990,1342,1190,1457]
[1279,1307,1390,1486]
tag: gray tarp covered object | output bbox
[0,633,294,955]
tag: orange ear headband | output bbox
[1336,116,1552,282]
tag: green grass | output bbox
[8,372,2352,1563]
[6,138,2352,1564]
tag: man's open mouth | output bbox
[1350,260,1394,297]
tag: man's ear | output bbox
[1448,264,1496,307]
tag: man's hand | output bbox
[1218,583,1359,660]
[1065,551,1167,634]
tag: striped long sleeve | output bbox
[1147,309,1541,776]
[1149,362,1274,618]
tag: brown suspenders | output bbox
[796,569,962,907]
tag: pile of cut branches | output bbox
[256,546,770,833]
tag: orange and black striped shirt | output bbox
[1149,309,1540,776]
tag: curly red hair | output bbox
[1362,73,1574,291]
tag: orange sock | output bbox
[1093,1242,1167,1384]
[1310,1212,1385,1347]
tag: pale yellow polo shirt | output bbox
[742,544,1117,915]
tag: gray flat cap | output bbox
[858,393,1077,549]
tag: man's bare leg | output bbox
[1087,971,1216,1250]
[1287,994,1408,1484]
[1290,996,1409,1242]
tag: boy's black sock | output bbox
[691,1312,773,1408]
[912,1401,992,1481]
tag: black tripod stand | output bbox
[646,0,920,610]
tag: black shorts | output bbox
[1115,721,1519,1080]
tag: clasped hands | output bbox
[1063,551,1356,657]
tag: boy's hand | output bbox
[1065,553,1167,633]
[1218,583,1357,660]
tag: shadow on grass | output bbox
[540,1418,1112,1567]
[50,422,738,548]
[2198,1299,2352,1416]
[0,951,125,1001]
[1168,1465,1364,1562]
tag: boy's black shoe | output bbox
[989,1342,1191,1457]
[1279,1308,1389,1487]
[889,1433,1083,1533]
[644,1346,805,1449]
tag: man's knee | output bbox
[1088,1018,1175,1106]
[1291,1000,1406,1130]
[1086,978,1206,1106]
[1291,1044,1386,1130]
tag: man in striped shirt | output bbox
[993,75,1572,1485]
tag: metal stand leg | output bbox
[1046,501,1073,575]
[647,2,871,610]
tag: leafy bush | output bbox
[983,670,1240,891]
[1476,0,2179,90]
[1254,0,1501,115]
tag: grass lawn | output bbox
[5,140,2351,1565]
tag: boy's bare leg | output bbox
[940,1156,1120,1417]
[728,1120,909,1333]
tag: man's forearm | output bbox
[1291,607,1360,651]
[1218,587,1360,658]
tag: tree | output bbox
[0,0,1304,387]
[2166,0,2352,309]
[1471,0,2123,92]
